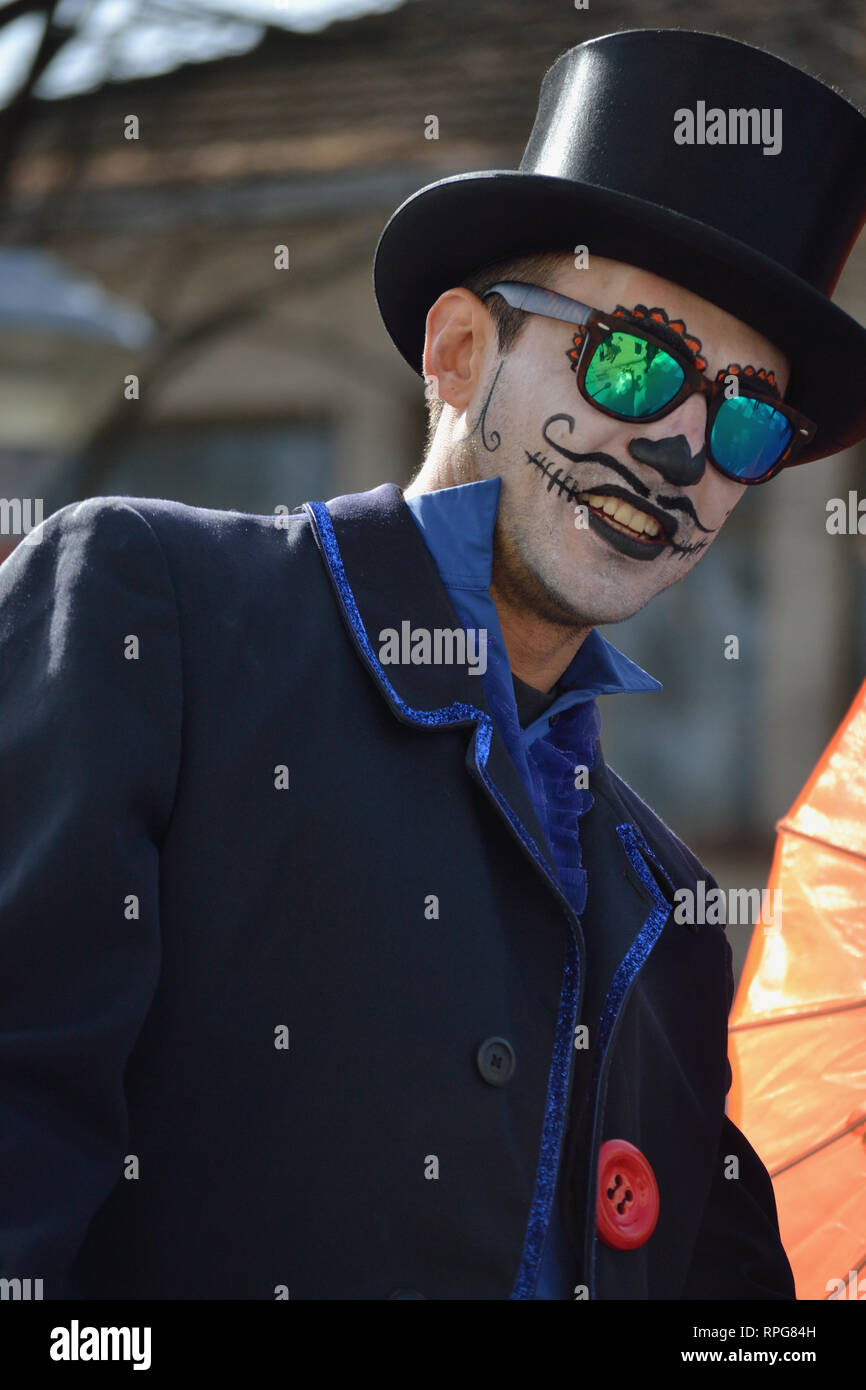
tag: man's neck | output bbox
[490,580,592,693]
[406,450,592,693]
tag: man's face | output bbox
[425,255,791,630]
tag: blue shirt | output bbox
[404,477,660,1298]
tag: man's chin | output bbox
[541,566,666,628]
[583,600,655,627]
[553,529,676,623]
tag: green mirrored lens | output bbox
[584,331,685,417]
[711,395,792,479]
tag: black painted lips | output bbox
[583,503,668,562]
[576,484,678,543]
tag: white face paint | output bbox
[417,255,791,638]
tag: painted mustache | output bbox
[540,414,716,543]
[525,447,710,560]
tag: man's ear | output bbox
[423,288,494,416]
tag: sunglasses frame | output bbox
[480,281,817,484]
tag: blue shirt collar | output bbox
[403,476,662,709]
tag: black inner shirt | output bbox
[512,673,558,729]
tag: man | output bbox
[1,29,865,1300]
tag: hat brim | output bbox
[373,170,866,463]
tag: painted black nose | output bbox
[628,434,706,487]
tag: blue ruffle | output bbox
[462,605,601,921]
[523,699,601,918]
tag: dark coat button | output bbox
[387,1289,426,1299]
[476,1036,516,1085]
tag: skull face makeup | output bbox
[412,253,791,681]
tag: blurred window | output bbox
[598,504,760,844]
[98,418,333,516]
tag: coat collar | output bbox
[306,482,495,717]
[303,484,566,896]
[307,478,660,715]
[403,477,662,724]
[302,483,668,918]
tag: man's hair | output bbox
[423,248,571,454]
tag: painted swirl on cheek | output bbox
[448,359,506,456]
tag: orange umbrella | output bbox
[729,677,866,1301]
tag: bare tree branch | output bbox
[70,230,387,499]
[0,0,72,208]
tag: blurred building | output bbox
[1,0,865,972]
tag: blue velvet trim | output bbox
[304,498,582,1298]
[588,822,672,1292]
[591,824,671,1088]
[305,500,483,727]
[510,929,580,1300]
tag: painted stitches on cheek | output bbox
[524,434,713,563]
[663,533,709,560]
[524,444,672,564]
[523,448,582,505]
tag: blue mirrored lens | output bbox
[710,395,792,480]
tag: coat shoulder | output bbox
[27,494,320,590]
[66,494,312,550]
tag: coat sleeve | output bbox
[683,933,796,1300]
[0,498,181,1297]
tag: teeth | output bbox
[612,501,636,528]
[579,492,664,539]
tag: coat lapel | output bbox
[563,757,678,1293]
[578,759,668,1021]
[304,484,571,910]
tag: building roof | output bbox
[7,1,862,227]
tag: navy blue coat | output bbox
[0,482,794,1299]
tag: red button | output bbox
[596,1139,659,1250]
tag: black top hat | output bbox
[373,28,866,464]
